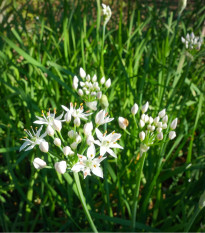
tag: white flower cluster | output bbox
[72,68,111,110]
[20,105,123,179]
[181,32,203,50]
[102,3,112,25]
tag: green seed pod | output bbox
[100,94,109,109]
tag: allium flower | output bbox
[131,103,138,115]
[141,101,149,113]
[181,32,203,50]
[105,78,111,88]
[33,158,47,169]
[34,109,64,135]
[55,161,67,174]
[63,146,74,156]
[170,118,178,130]
[169,131,176,140]
[118,117,129,130]
[94,128,123,158]
[95,110,114,126]
[84,122,93,136]
[71,144,106,179]
[102,3,112,25]
[19,126,47,151]
[80,67,86,79]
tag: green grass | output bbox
[0,0,205,232]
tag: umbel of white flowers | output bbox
[102,3,112,25]
[19,106,123,179]
[181,32,203,50]
[130,102,178,154]
[72,68,111,110]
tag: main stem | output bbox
[74,172,98,233]
[131,151,146,230]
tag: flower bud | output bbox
[76,135,82,144]
[149,117,154,124]
[74,117,81,127]
[86,75,90,81]
[169,131,176,140]
[157,122,162,128]
[158,109,166,118]
[39,141,49,153]
[100,94,109,109]
[157,132,163,140]
[85,90,90,95]
[100,76,105,84]
[86,135,94,145]
[71,142,78,150]
[92,74,97,82]
[139,119,145,128]
[162,115,168,123]
[162,123,167,129]
[178,0,187,15]
[118,117,129,130]
[73,75,79,84]
[63,146,74,156]
[65,112,72,123]
[68,130,75,138]
[78,89,83,96]
[33,158,47,169]
[105,78,111,88]
[85,101,97,111]
[157,127,162,133]
[131,103,138,115]
[140,144,150,153]
[80,81,85,87]
[46,125,54,136]
[80,67,86,78]
[72,81,78,90]
[55,161,67,174]
[170,118,178,130]
[154,116,160,125]
[141,101,149,113]
[139,131,145,141]
[97,91,102,99]
[54,138,61,147]
[144,114,149,123]
[53,119,62,131]
[150,125,155,131]
[199,191,205,209]
[84,122,93,136]
[91,91,96,96]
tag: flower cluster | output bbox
[20,104,123,179]
[102,3,112,25]
[72,68,111,110]
[181,32,203,50]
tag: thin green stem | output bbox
[131,151,146,230]
[185,205,201,232]
[73,172,98,233]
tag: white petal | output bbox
[92,167,103,178]
[34,120,47,125]
[19,141,31,151]
[71,163,85,172]
[100,146,107,156]
[87,144,96,159]
[107,148,117,158]
[94,140,101,147]
[56,112,64,120]
[95,128,103,141]
[25,144,35,151]
[110,143,123,149]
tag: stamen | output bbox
[112,131,115,134]
[85,110,90,113]
[80,103,83,106]
[93,165,96,168]
[91,154,93,157]
[54,108,56,114]
[74,102,77,107]
[80,106,83,110]
[70,102,73,107]
[105,112,108,117]
[98,155,102,159]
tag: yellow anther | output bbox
[94,165,96,168]
[41,110,44,114]
[112,131,115,134]
[98,155,102,159]
[91,154,93,157]
[74,102,77,107]
[85,110,90,113]
[54,108,56,114]
[105,112,108,117]
[80,103,83,106]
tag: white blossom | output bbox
[55,161,67,174]
[139,131,145,141]
[39,141,49,153]
[95,110,114,126]
[158,109,166,118]
[140,144,150,153]
[139,119,145,128]
[131,103,138,115]
[118,117,129,130]
[102,3,112,25]
[63,146,74,156]
[85,101,98,111]
[105,78,111,88]
[80,67,86,78]
[33,158,47,169]
[169,131,176,140]
[170,118,178,130]
[100,76,105,84]
[157,132,163,140]
[84,122,93,136]
[54,138,61,147]
[141,101,149,113]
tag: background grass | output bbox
[0,0,205,231]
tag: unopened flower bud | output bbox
[91,91,96,96]
[39,141,49,153]
[97,91,102,99]
[53,119,62,131]
[157,127,162,133]
[178,0,187,15]
[78,89,83,96]
[68,130,75,138]
[141,101,149,113]
[72,81,78,90]
[154,116,160,125]
[76,135,82,144]
[73,75,79,83]
[157,122,162,128]
[144,114,149,123]
[80,67,86,78]
[169,131,176,140]
[74,117,81,127]
[150,125,155,131]
[100,94,109,109]
[55,161,67,174]
[92,74,97,82]
[118,117,129,130]
[86,75,90,81]
[63,146,74,156]
[84,122,93,136]
[131,103,138,115]
[162,123,167,129]
[105,78,111,88]
[158,109,166,118]
[65,112,72,123]
[170,118,178,130]
[162,115,168,123]
[86,135,94,146]
[80,81,85,87]
[71,142,78,150]
[139,131,145,141]
[149,117,154,124]
[85,101,98,111]
[33,158,47,169]
[139,119,145,128]
[85,90,90,95]
[157,132,163,140]
[46,125,54,136]
[100,76,105,84]
[140,144,150,153]
[54,138,61,147]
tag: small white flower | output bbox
[102,3,112,25]
[73,75,79,84]
[150,125,155,132]
[86,75,90,82]
[94,128,123,158]
[169,131,176,140]
[53,119,62,131]
[131,103,138,115]
[63,146,74,156]
[46,125,55,136]
[85,101,98,111]
[149,117,154,124]
[64,111,72,123]
[157,122,163,128]
[72,81,78,90]
[157,132,163,140]
[118,117,129,130]
[95,110,114,126]
[139,119,145,128]
[71,144,106,179]
[157,127,162,133]
[54,138,61,147]
[141,102,149,113]
[33,158,47,169]
[39,141,49,153]
[55,161,67,174]
[140,144,150,153]
[144,114,149,123]
[100,76,106,84]
[19,126,47,152]
[80,67,86,79]
[139,131,145,141]
[105,78,111,88]
[170,118,178,130]
[162,123,167,129]
[158,109,166,118]
[84,122,93,136]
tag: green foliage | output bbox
[0,0,205,232]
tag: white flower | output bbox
[169,131,176,140]
[19,126,47,152]
[139,131,145,141]
[63,146,74,156]
[39,141,49,153]
[84,122,93,136]
[64,111,72,123]
[46,125,55,136]
[157,127,162,133]
[170,118,178,130]
[71,142,78,150]
[73,75,79,84]
[54,138,61,147]
[53,119,62,131]
[74,117,81,127]
[85,101,98,111]
[158,109,166,118]
[80,67,86,78]
[141,101,149,113]
[102,3,112,25]
[71,144,106,179]
[33,158,47,169]
[72,81,78,90]
[55,161,67,174]
[140,144,150,153]
[105,78,111,88]
[157,132,163,140]
[162,123,167,129]
[86,75,91,82]
[118,117,129,130]
[139,119,145,128]
[100,76,106,84]
[86,135,94,146]
[94,128,123,158]
[95,110,114,126]
[149,117,154,124]
[131,103,138,115]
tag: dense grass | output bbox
[0,0,205,232]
